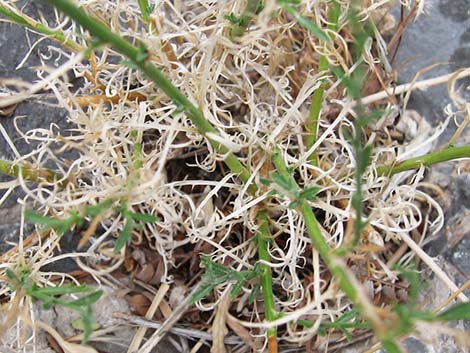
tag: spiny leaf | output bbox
[85,199,114,218]
[280,2,330,42]
[25,210,83,235]
[130,212,159,223]
[28,284,94,296]
[120,59,140,70]
[249,282,261,304]
[292,12,330,42]
[190,283,216,305]
[436,303,470,321]
[270,172,297,194]
[298,186,320,201]
[114,217,134,252]
[136,42,149,63]
[191,258,262,304]
[225,13,243,26]
[66,290,103,309]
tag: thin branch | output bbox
[356,68,470,107]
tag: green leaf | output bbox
[138,0,153,21]
[80,305,96,343]
[85,199,114,218]
[190,283,216,304]
[225,13,242,26]
[67,290,103,308]
[120,59,140,70]
[279,0,301,5]
[248,282,261,304]
[71,317,100,333]
[293,13,330,42]
[231,280,244,299]
[114,218,134,252]
[192,257,262,303]
[130,212,159,223]
[136,43,149,63]
[5,268,18,282]
[270,172,296,193]
[288,200,301,209]
[280,3,330,42]
[298,186,320,201]
[29,284,93,296]
[260,177,272,186]
[25,210,82,235]
[255,2,265,14]
[436,303,470,321]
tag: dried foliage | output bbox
[0,0,469,352]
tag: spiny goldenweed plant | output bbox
[1,0,470,352]
[25,198,159,252]
[5,265,103,343]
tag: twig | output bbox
[136,283,203,353]
[399,232,468,302]
[127,284,170,353]
[114,312,242,345]
[355,68,470,107]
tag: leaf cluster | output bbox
[113,201,159,252]
[261,170,319,209]
[190,257,262,304]
[6,267,103,343]
[24,199,114,235]
[24,198,158,252]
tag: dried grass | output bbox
[0,0,468,352]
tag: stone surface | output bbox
[393,0,470,142]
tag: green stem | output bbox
[306,1,340,165]
[0,160,67,186]
[137,0,152,22]
[229,0,262,39]
[46,0,254,191]
[376,146,470,177]
[256,211,277,350]
[0,3,82,52]
[270,149,398,350]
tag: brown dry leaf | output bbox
[134,263,155,283]
[211,293,231,353]
[46,332,65,353]
[128,293,151,316]
[124,249,136,272]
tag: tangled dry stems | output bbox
[0,0,469,352]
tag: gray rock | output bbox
[394,0,470,142]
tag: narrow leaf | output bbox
[437,303,470,321]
